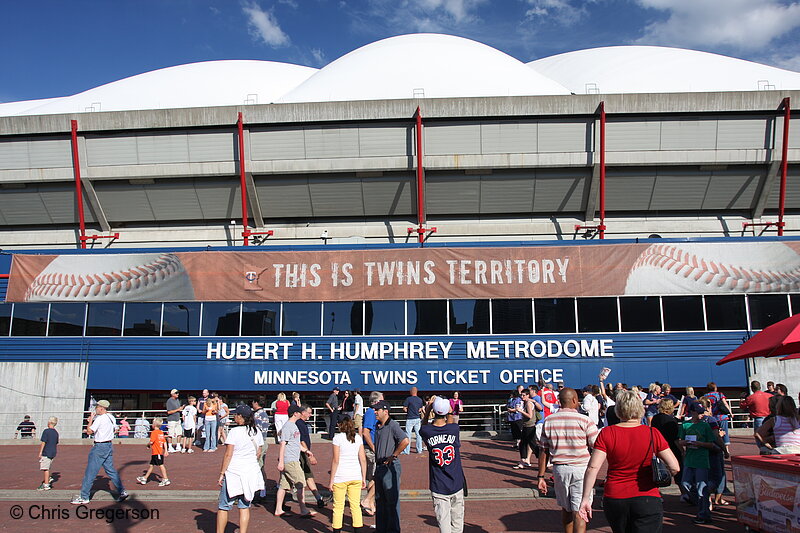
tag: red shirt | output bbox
[740,390,771,418]
[275,400,290,415]
[593,424,669,499]
[541,389,558,417]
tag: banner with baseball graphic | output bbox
[7,240,800,302]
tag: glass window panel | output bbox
[86,303,123,336]
[282,302,321,336]
[323,302,363,336]
[705,295,747,330]
[365,301,404,335]
[577,298,619,333]
[123,303,161,336]
[620,297,661,332]
[493,299,533,334]
[0,303,12,336]
[201,302,240,336]
[407,300,447,335]
[162,303,200,336]
[11,303,49,336]
[449,299,490,334]
[48,303,85,336]
[242,302,280,336]
[749,294,790,330]
[534,298,575,333]
[662,296,704,331]
[792,294,800,315]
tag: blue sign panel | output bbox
[0,331,748,391]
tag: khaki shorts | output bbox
[167,420,182,440]
[365,448,376,482]
[553,463,592,512]
[39,456,53,470]
[279,460,305,490]
[354,414,363,429]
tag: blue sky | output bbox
[3,0,800,103]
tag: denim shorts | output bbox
[218,477,251,510]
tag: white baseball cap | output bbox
[433,397,451,416]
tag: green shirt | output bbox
[679,421,714,469]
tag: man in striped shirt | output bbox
[537,388,598,533]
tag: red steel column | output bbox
[415,107,425,243]
[599,102,607,239]
[70,120,87,249]
[237,112,249,246]
[778,97,791,236]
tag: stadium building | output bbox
[2,33,800,436]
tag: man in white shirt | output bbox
[72,400,128,504]
[354,389,365,430]
[580,386,600,426]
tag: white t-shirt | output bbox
[91,413,116,442]
[354,394,364,416]
[182,405,198,430]
[582,394,600,425]
[332,432,364,484]
[225,425,264,473]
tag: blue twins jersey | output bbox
[419,423,464,495]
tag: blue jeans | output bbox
[404,418,422,454]
[709,451,727,495]
[719,418,730,445]
[375,461,402,533]
[204,417,218,451]
[80,442,124,500]
[681,466,711,519]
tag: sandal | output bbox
[361,505,376,516]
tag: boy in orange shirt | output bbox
[137,417,170,486]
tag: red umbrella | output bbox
[717,313,800,365]
[781,352,800,361]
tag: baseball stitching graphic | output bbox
[25,253,195,302]
[624,243,800,294]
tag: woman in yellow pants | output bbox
[329,416,367,533]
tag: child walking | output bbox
[137,417,171,486]
[37,417,59,490]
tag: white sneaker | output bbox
[71,496,90,505]
[158,479,171,487]
[180,449,186,453]
[137,476,147,485]
[187,448,194,454]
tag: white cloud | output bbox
[524,0,586,25]
[242,1,290,47]
[310,47,326,65]
[358,0,488,33]
[634,0,800,51]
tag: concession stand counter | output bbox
[732,454,800,532]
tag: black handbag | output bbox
[649,428,672,487]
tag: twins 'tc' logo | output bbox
[245,271,258,283]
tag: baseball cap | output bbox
[288,405,304,416]
[333,387,340,392]
[97,400,110,408]
[433,397,451,416]
[232,404,253,417]
[170,389,179,395]
[373,400,391,411]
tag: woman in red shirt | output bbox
[273,393,290,438]
[579,390,679,533]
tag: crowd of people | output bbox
[19,377,800,533]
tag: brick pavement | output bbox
[0,434,756,532]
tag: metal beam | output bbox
[752,111,786,220]
[80,178,111,233]
[244,171,264,228]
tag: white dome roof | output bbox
[3,60,317,116]
[278,33,571,103]
[528,45,800,94]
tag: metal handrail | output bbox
[1,397,759,439]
